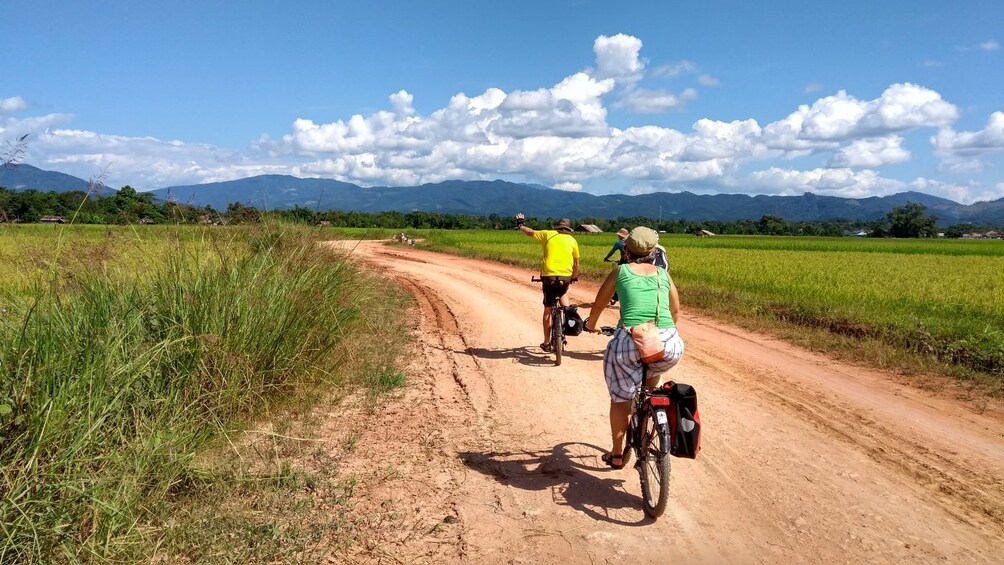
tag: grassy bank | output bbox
[356,229,1003,393]
[0,224,409,562]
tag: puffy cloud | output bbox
[749,167,905,197]
[932,111,1004,173]
[764,84,958,151]
[828,136,911,168]
[905,177,1003,204]
[592,34,645,84]
[389,90,415,115]
[4,35,993,203]
[617,88,697,113]
[0,97,27,114]
[554,182,582,192]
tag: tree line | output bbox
[0,185,995,238]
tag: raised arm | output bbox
[515,213,535,237]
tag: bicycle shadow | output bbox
[465,346,553,366]
[465,345,606,365]
[458,442,654,527]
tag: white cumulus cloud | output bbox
[828,136,911,168]
[0,97,27,114]
[592,34,645,84]
[764,83,958,151]
[554,181,582,192]
[932,111,1004,173]
[3,34,994,203]
[749,167,904,197]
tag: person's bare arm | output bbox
[668,276,681,324]
[586,268,618,331]
[515,213,535,237]
[572,256,580,280]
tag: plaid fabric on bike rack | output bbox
[603,327,684,402]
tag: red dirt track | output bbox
[327,240,1004,564]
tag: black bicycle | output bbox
[531,276,575,365]
[598,325,673,518]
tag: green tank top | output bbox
[616,265,674,329]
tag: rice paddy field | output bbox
[365,229,1003,387]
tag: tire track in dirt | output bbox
[325,240,1004,564]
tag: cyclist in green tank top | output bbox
[616,266,675,329]
[584,226,684,470]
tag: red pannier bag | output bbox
[665,382,701,458]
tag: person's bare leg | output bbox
[542,306,552,345]
[609,401,632,464]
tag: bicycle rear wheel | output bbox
[638,407,671,518]
[551,307,563,366]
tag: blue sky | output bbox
[2,0,1002,202]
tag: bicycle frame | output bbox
[531,276,572,365]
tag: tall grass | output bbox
[0,225,379,561]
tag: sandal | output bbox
[540,342,553,352]
[601,452,626,469]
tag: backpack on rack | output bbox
[562,306,585,336]
[665,382,701,458]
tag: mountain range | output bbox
[4,164,1004,225]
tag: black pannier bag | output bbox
[667,382,701,458]
[562,306,585,336]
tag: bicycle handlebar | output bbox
[531,277,578,282]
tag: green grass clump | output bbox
[0,224,394,562]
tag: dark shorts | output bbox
[540,276,572,306]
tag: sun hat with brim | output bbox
[616,228,630,240]
[554,218,574,233]
[625,226,659,255]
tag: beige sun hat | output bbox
[625,226,659,255]
[616,228,630,240]
[554,218,574,233]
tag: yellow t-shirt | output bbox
[533,230,580,276]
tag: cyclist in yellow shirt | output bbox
[516,213,581,351]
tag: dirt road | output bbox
[329,241,1004,564]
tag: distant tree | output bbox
[757,215,788,235]
[887,202,938,238]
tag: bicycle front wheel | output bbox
[552,307,563,366]
[638,408,671,518]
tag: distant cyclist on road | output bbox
[603,228,630,264]
[604,228,630,305]
[516,213,580,351]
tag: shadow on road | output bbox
[458,442,654,527]
[465,346,606,366]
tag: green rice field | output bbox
[356,229,1003,385]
